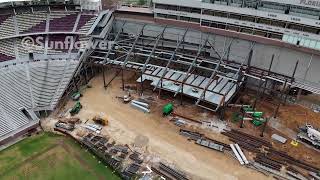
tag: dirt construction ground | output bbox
[63,70,273,180]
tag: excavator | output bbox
[70,101,82,116]
[92,114,108,126]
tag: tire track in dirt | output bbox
[0,142,59,177]
[60,140,105,180]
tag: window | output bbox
[229,13,241,20]
[167,15,178,20]
[157,13,167,18]
[227,25,240,32]
[180,16,190,21]
[190,18,200,23]
[155,4,167,9]
[271,20,286,28]
[191,8,201,14]
[180,6,191,13]
[269,33,283,40]
[201,20,210,27]
[167,5,178,11]
[203,9,214,16]
[257,18,271,25]
[241,15,255,22]
[288,23,303,31]
[215,11,228,18]
[303,26,319,34]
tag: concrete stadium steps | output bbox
[0,59,79,139]
[77,35,90,51]
[0,69,33,109]
[0,15,10,25]
[29,60,79,109]
[0,112,14,137]
[16,13,47,34]
[0,16,15,38]
[49,12,78,32]
[292,81,320,95]
[16,36,46,56]
[0,39,15,62]
[47,34,74,54]
[0,66,33,137]
[76,14,97,34]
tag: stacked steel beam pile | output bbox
[266,149,320,173]
[159,163,189,180]
[222,129,320,176]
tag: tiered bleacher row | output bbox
[0,10,97,62]
[0,39,15,62]
[0,8,96,144]
[0,11,97,37]
[0,34,88,61]
[0,60,79,143]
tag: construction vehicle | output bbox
[297,123,320,149]
[123,94,132,103]
[70,101,82,116]
[116,92,132,103]
[232,105,266,126]
[71,91,81,101]
[55,122,74,131]
[92,115,108,126]
[71,84,91,101]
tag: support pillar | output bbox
[240,105,245,128]
[102,66,106,89]
[122,69,124,91]
[140,73,144,95]
[180,84,183,105]
[284,60,299,105]
[253,75,264,110]
[260,118,268,137]
[262,54,274,96]
[274,80,287,118]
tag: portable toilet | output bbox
[163,103,173,116]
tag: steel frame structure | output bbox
[85,20,298,117]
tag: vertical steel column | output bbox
[242,49,253,91]
[262,54,274,96]
[260,118,268,137]
[298,55,312,100]
[122,69,124,91]
[240,105,245,128]
[153,29,189,92]
[284,60,299,104]
[274,79,287,118]
[140,73,143,95]
[253,73,264,110]
[102,66,106,89]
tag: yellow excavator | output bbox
[92,114,108,126]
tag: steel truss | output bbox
[86,22,297,116]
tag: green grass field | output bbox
[0,132,121,180]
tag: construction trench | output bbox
[51,17,320,180]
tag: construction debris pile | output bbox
[81,133,190,180]
[177,127,320,180]
[222,129,320,180]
